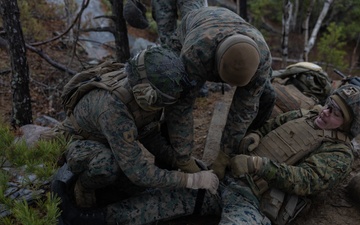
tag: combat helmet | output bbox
[127,46,194,111]
[216,34,260,86]
[331,84,360,137]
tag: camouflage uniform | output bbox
[63,47,199,198]
[106,176,270,225]
[99,108,353,225]
[151,0,205,44]
[251,109,354,195]
[65,88,187,192]
[165,6,275,159]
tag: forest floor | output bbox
[1,10,360,225]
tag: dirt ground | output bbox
[1,14,360,225]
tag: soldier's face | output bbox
[315,99,344,130]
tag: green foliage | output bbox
[0,121,14,153]
[0,120,67,225]
[317,22,347,72]
[2,193,61,225]
[329,0,360,40]
[17,0,64,42]
[248,0,283,27]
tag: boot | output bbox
[123,0,149,29]
[51,165,106,225]
[74,179,97,208]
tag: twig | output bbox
[25,44,77,75]
[28,0,90,47]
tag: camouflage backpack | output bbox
[61,60,127,114]
[272,62,332,104]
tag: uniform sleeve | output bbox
[259,141,354,196]
[163,88,198,163]
[97,93,188,189]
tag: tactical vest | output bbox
[248,110,351,225]
[62,62,162,142]
[248,110,351,194]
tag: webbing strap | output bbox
[136,50,147,80]
[193,189,206,215]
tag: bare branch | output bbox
[93,15,115,21]
[25,44,77,75]
[80,26,115,34]
[29,0,90,47]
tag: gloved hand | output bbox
[239,133,261,153]
[186,170,219,194]
[209,150,230,180]
[176,158,201,173]
[230,155,265,178]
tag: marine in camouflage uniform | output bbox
[58,46,219,213]
[57,84,358,225]
[151,0,205,44]
[162,7,275,174]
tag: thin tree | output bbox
[301,0,315,61]
[281,0,293,67]
[110,0,130,62]
[240,0,248,21]
[0,0,33,127]
[303,0,334,61]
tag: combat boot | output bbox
[51,164,106,225]
[123,0,149,29]
[74,179,97,208]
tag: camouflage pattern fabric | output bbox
[65,88,189,192]
[100,108,352,224]
[165,6,275,160]
[151,0,204,44]
[104,176,270,225]
[256,109,354,196]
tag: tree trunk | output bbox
[303,0,334,61]
[0,0,33,127]
[111,0,130,62]
[239,0,248,21]
[281,0,292,67]
[350,33,360,73]
[301,0,315,61]
[290,0,299,31]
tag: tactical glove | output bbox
[176,158,201,173]
[209,150,230,180]
[239,132,261,153]
[230,155,265,178]
[186,170,219,194]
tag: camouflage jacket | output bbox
[165,6,273,160]
[67,88,187,188]
[256,109,354,196]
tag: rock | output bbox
[34,115,60,127]
[14,124,52,147]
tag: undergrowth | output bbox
[0,118,67,225]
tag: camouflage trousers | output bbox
[66,139,146,196]
[151,0,205,44]
[105,176,271,225]
[65,128,177,194]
